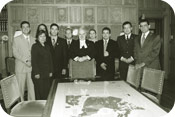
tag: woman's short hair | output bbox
[35,30,47,42]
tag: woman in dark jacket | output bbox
[31,30,53,100]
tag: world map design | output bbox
[65,95,145,117]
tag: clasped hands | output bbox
[120,56,134,64]
[74,56,91,62]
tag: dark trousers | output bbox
[33,78,51,100]
[119,61,134,81]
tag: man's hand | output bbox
[26,60,31,67]
[104,51,109,57]
[135,63,145,69]
[49,73,53,77]
[74,57,79,61]
[100,62,107,70]
[126,57,134,64]
[35,74,40,79]
[62,69,66,75]
[121,57,128,63]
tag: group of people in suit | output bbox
[12,18,161,101]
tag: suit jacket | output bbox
[70,39,95,59]
[45,36,67,74]
[117,34,137,59]
[12,34,35,73]
[134,32,161,69]
[117,34,137,80]
[66,39,76,64]
[31,42,53,79]
[95,39,118,75]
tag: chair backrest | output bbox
[0,74,20,109]
[5,57,15,76]
[126,65,142,89]
[69,59,96,80]
[141,67,165,95]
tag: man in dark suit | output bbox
[64,28,75,77]
[134,19,161,69]
[70,27,95,62]
[45,23,67,81]
[65,28,75,60]
[117,21,137,81]
[95,27,118,81]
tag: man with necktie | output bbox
[70,27,95,62]
[64,28,75,77]
[95,27,118,81]
[117,21,137,81]
[12,21,35,101]
[134,19,161,69]
[45,23,67,82]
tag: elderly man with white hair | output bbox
[70,27,95,62]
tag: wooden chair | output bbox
[126,65,142,89]
[69,59,96,81]
[5,57,15,76]
[0,74,46,117]
[140,67,165,104]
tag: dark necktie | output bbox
[127,35,129,40]
[68,41,71,48]
[52,38,56,47]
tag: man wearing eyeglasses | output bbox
[134,19,161,70]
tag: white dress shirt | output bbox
[23,34,30,43]
[79,40,87,49]
[141,31,150,40]
[51,37,57,46]
[125,33,131,40]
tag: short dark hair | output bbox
[102,27,111,34]
[36,30,47,41]
[50,23,59,30]
[139,19,150,25]
[122,21,132,28]
[89,29,96,34]
[20,21,30,28]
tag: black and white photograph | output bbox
[0,0,175,117]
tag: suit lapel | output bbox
[106,39,111,51]
[142,32,152,48]
[99,40,104,55]
[121,35,126,43]
[138,35,142,48]
[86,40,90,47]
[21,35,30,49]
[130,34,134,40]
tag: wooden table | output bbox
[42,80,167,117]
